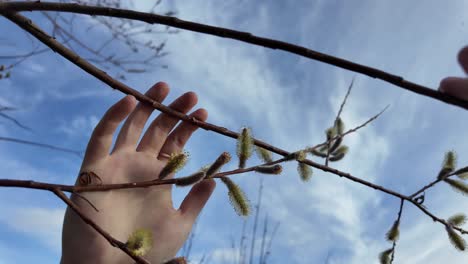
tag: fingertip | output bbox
[201,178,216,191]
[185,91,198,104]
[179,178,216,219]
[147,82,170,98]
[458,46,468,74]
[125,94,136,105]
[193,108,208,121]
[438,76,468,101]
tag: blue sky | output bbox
[1,0,468,263]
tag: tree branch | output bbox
[0,1,467,110]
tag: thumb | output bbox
[439,77,468,101]
[178,179,216,223]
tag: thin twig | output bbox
[0,112,32,131]
[263,222,279,264]
[0,136,82,157]
[325,76,354,166]
[390,198,405,264]
[248,179,263,264]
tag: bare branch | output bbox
[0,136,82,157]
[1,1,467,110]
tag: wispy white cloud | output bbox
[58,114,99,138]
[0,207,64,253]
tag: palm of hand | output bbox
[61,83,215,264]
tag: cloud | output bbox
[0,207,64,252]
[58,114,99,138]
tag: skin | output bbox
[61,46,468,263]
[439,46,468,100]
[61,82,216,264]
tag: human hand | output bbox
[439,46,468,101]
[61,82,216,263]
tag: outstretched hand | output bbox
[61,82,216,263]
[439,46,468,101]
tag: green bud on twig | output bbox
[254,165,282,175]
[328,136,343,154]
[332,145,349,156]
[319,144,328,152]
[446,226,466,251]
[438,151,457,179]
[329,145,349,162]
[221,176,250,216]
[126,229,153,257]
[237,127,253,168]
[335,117,345,135]
[175,171,206,187]
[325,127,337,141]
[309,148,327,158]
[448,214,467,227]
[444,178,468,196]
[298,162,313,182]
[385,220,400,242]
[457,172,468,180]
[159,151,188,179]
[454,166,468,180]
[256,146,273,163]
[379,248,393,264]
[206,152,231,178]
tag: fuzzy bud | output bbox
[298,162,313,182]
[335,117,345,135]
[446,226,466,251]
[379,248,393,264]
[206,152,231,178]
[126,229,153,257]
[237,127,253,168]
[444,178,468,196]
[254,165,283,175]
[221,176,250,216]
[439,151,457,179]
[385,220,400,242]
[256,146,273,163]
[159,151,188,179]
[448,213,467,227]
[175,171,206,187]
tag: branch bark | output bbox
[1,1,467,110]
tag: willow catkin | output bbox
[446,226,466,251]
[439,151,457,179]
[298,162,313,182]
[159,152,188,179]
[444,178,468,196]
[221,176,250,216]
[448,213,467,227]
[385,220,400,242]
[206,152,231,178]
[126,229,153,257]
[378,248,393,264]
[237,127,253,168]
[175,171,206,187]
[256,146,273,163]
[254,165,283,175]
